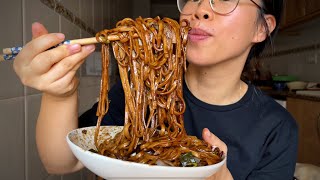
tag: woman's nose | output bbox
[192,0,213,20]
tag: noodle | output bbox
[94,16,223,167]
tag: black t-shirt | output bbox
[79,80,298,180]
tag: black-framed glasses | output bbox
[177,0,264,15]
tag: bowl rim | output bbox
[66,126,227,170]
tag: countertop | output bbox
[259,87,320,102]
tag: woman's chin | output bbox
[187,57,224,68]
[187,54,211,66]
[187,60,212,67]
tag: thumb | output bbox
[32,22,49,39]
[202,128,227,155]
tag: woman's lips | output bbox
[188,28,212,42]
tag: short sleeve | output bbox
[247,109,298,180]
[78,80,125,127]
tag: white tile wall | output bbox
[25,94,51,180]
[80,0,93,29]
[0,0,132,179]
[0,0,24,100]
[0,61,24,100]
[94,0,103,32]
[60,0,80,17]
[264,49,320,82]
[61,17,81,40]
[263,18,320,82]
[0,97,25,180]
[81,30,92,39]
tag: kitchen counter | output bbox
[259,87,320,102]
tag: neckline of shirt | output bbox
[183,80,253,112]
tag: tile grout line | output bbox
[59,9,63,180]
[41,0,96,36]
[22,0,28,179]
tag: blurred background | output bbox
[0,0,319,179]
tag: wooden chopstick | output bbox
[2,37,99,56]
[2,33,140,57]
[0,37,97,62]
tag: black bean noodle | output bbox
[94,16,223,167]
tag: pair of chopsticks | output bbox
[0,37,99,62]
[0,33,133,62]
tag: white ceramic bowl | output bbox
[66,126,226,180]
[286,81,307,90]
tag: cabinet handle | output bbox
[317,113,320,141]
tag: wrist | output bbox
[43,89,78,102]
[39,89,78,122]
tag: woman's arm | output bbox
[36,92,83,174]
[13,22,95,174]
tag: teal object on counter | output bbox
[272,75,297,82]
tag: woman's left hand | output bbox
[202,128,233,180]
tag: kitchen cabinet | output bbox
[283,0,306,26]
[287,97,320,166]
[306,0,320,15]
[281,0,320,29]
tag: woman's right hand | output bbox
[13,22,95,97]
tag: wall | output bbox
[133,0,151,19]
[0,0,132,179]
[262,17,320,82]
[151,1,179,20]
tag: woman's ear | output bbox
[253,14,276,43]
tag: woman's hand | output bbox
[202,128,234,180]
[13,22,95,97]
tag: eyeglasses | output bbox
[177,0,264,15]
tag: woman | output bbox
[13,0,298,179]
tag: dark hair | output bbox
[246,0,285,63]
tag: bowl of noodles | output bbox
[66,126,226,180]
[66,16,225,179]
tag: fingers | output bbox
[18,33,66,64]
[202,128,227,154]
[31,44,82,74]
[14,22,51,69]
[32,22,49,39]
[39,45,95,88]
[13,22,96,97]
[44,45,95,81]
[46,70,80,97]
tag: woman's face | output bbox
[180,0,263,67]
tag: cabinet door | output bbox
[306,0,320,15]
[284,0,306,25]
[287,97,320,166]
